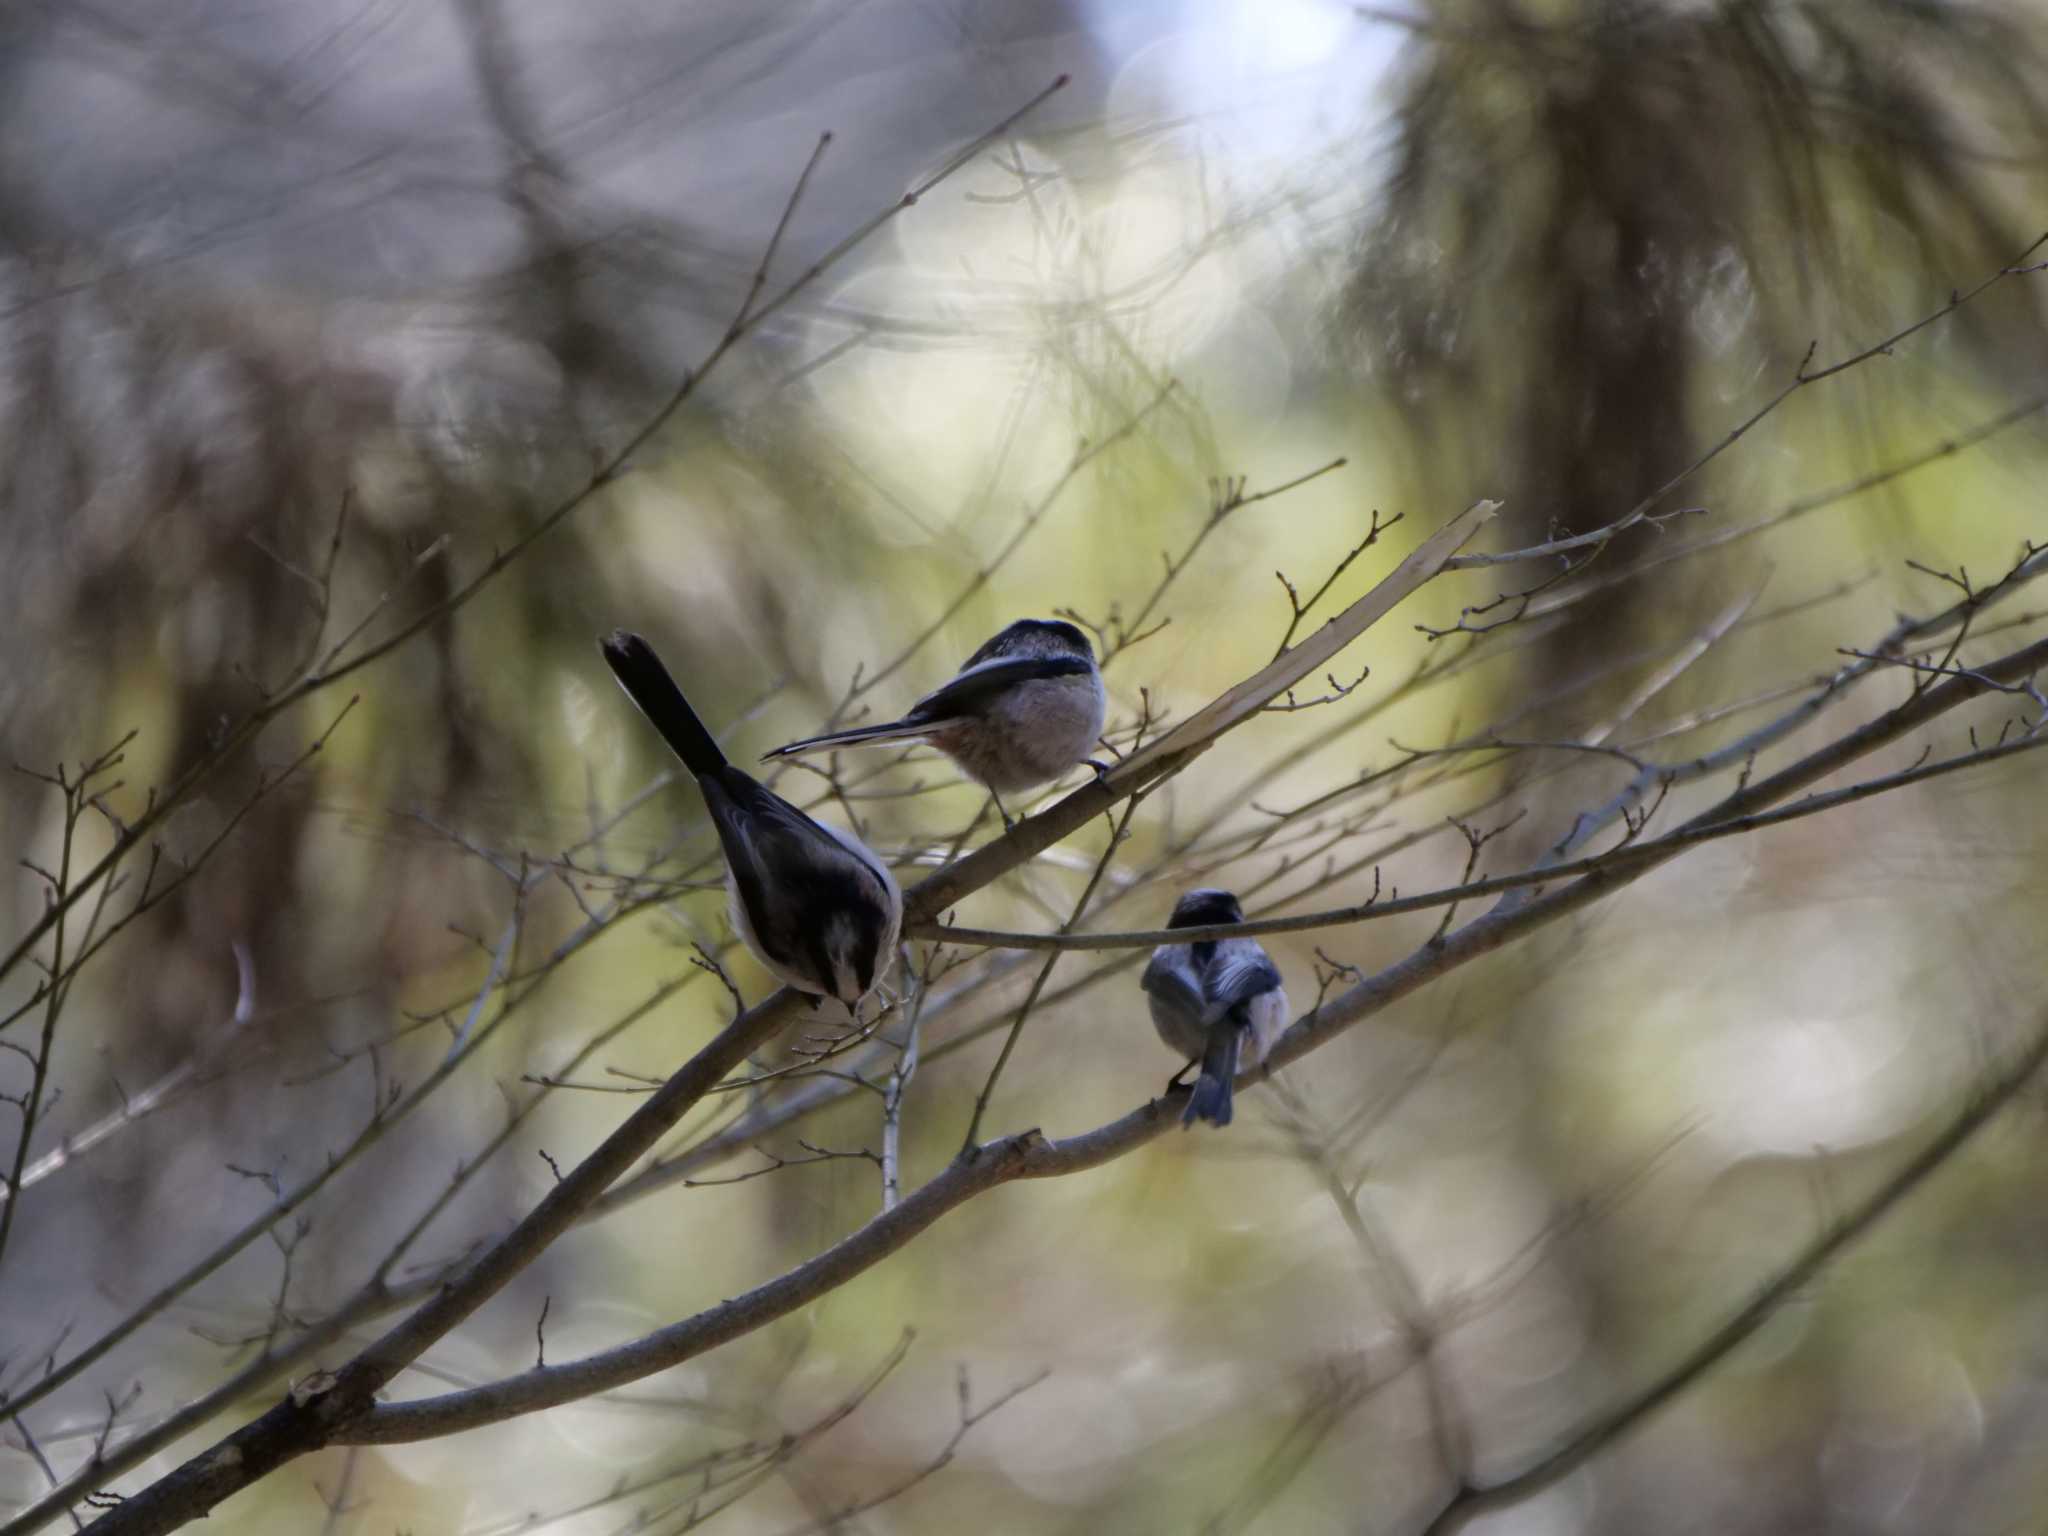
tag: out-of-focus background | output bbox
[3,1,2047,1531]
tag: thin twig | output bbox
[959,788,1147,1152]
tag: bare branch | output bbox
[1272,507,1404,658]
[960,788,1147,1151]
[916,632,2048,952]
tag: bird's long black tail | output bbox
[1184,1023,1243,1128]
[762,719,935,762]
[600,630,726,777]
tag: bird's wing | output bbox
[705,771,885,983]
[1202,940,1283,1025]
[904,654,1094,724]
[1141,945,1208,1022]
[1243,985,1291,1066]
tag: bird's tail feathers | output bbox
[600,630,726,777]
[1183,1026,1243,1128]
[762,719,939,761]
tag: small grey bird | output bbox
[601,630,901,1012]
[761,618,1108,823]
[1142,889,1289,1128]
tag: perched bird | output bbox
[600,630,901,1013]
[761,618,1108,824]
[1142,889,1289,1128]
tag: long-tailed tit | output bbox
[1142,889,1289,1128]
[601,630,902,1012]
[761,618,1108,823]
